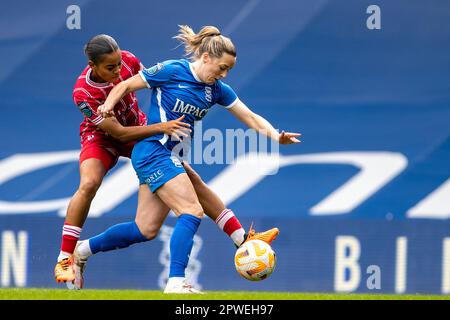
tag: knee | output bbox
[183,203,204,219]
[135,220,159,240]
[78,178,102,197]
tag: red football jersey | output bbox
[73,50,147,145]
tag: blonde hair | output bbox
[174,25,236,60]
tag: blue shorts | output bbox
[131,140,185,193]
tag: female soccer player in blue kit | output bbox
[79,25,300,293]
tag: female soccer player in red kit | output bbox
[55,34,280,285]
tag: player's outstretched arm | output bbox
[98,115,191,143]
[98,74,148,118]
[227,100,301,144]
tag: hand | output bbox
[98,103,115,118]
[161,115,191,141]
[279,130,301,144]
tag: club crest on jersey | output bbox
[170,155,183,168]
[146,63,164,76]
[205,87,212,102]
[77,102,92,118]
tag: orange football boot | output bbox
[243,223,280,245]
[54,257,75,283]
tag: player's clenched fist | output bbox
[98,103,115,118]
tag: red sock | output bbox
[60,222,82,256]
[215,209,245,246]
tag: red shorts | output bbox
[79,137,136,171]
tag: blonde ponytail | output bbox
[174,25,236,60]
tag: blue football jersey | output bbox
[138,59,238,150]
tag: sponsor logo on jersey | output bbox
[146,63,164,76]
[77,102,92,118]
[170,155,183,168]
[172,98,209,118]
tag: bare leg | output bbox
[183,162,246,246]
[78,183,171,256]
[135,184,171,239]
[55,158,107,283]
[59,158,106,259]
[183,162,225,220]
[177,163,278,248]
[155,173,203,218]
[65,158,106,226]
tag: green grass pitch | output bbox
[0,288,449,300]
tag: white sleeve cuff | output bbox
[221,97,239,109]
[138,70,151,88]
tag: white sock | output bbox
[166,277,185,288]
[231,229,246,246]
[57,251,71,262]
[76,240,93,258]
[215,209,246,246]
